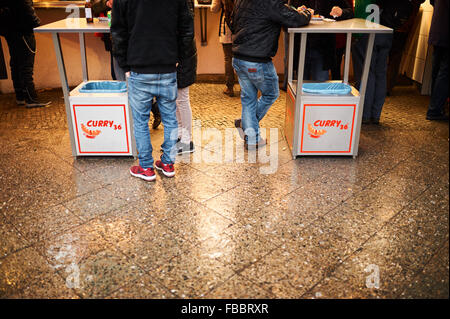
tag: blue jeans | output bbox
[128,72,178,168]
[232,58,279,145]
[353,34,393,121]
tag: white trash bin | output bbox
[69,81,136,156]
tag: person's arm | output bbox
[111,0,129,72]
[23,0,41,28]
[210,0,222,13]
[177,0,195,63]
[268,0,311,29]
[330,0,354,20]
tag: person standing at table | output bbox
[289,0,354,82]
[175,0,197,154]
[211,0,236,97]
[98,0,162,129]
[426,0,449,121]
[111,0,194,180]
[352,0,394,125]
[0,0,51,108]
[231,0,312,149]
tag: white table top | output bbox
[288,18,392,34]
[34,18,110,33]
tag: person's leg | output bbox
[362,45,378,122]
[371,34,393,122]
[352,35,367,90]
[127,72,157,169]
[5,33,26,102]
[110,51,116,80]
[222,43,235,95]
[331,47,345,80]
[386,31,408,95]
[232,58,260,145]
[308,48,329,82]
[155,72,179,164]
[255,62,279,122]
[20,33,39,103]
[427,46,449,119]
[176,86,192,145]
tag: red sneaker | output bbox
[155,160,175,178]
[130,165,156,181]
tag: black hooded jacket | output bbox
[0,0,40,36]
[231,0,311,62]
[111,0,195,74]
[177,0,198,89]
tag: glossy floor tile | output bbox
[0,83,448,298]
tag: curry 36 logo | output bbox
[307,123,327,139]
[80,120,123,139]
[307,120,349,139]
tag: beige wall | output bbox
[0,8,286,94]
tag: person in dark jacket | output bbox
[352,0,394,125]
[426,0,449,121]
[111,0,195,180]
[0,0,50,108]
[290,0,354,81]
[231,0,311,149]
[175,0,197,154]
[95,0,162,129]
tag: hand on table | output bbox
[330,6,343,18]
[107,0,114,8]
[297,5,314,17]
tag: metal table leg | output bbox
[52,32,77,157]
[351,33,375,157]
[79,33,88,82]
[343,32,352,84]
[291,33,308,159]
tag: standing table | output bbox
[34,18,137,157]
[285,18,392,158]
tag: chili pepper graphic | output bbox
[307,123,327,139]
[81,123,101,139]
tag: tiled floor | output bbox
[0,83,448,299]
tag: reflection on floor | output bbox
[0,83,448,299]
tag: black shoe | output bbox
[177,141,195,154]
[234,118,246,140]
[25,97,51,108]
[371,118,380,125]
[426,114,449,121]
[16,99,26,106]
[362,118,371,124]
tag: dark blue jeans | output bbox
[427,46,449,117]
[4,32,36,101]
[353,34,393,121]
[232,58,279,145]
[128,72,178,168]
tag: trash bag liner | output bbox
[79,81,127,93]
[302,83,352,95]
